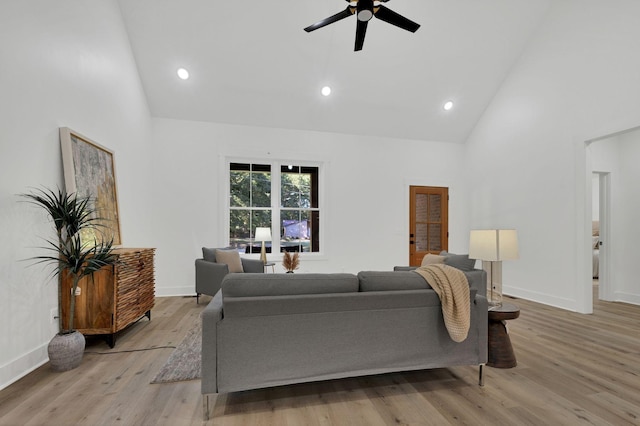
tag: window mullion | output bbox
[272,162,281,254]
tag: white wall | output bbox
[151,118,470,295]
[465,0,640,312]
[0,1,153,390]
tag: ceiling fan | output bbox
[304,0,420,51]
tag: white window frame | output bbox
[223,157,325,259]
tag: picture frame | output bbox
[59,127,122,246]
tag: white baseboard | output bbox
[154,285,195,297]
[614,291,640,306]
[0,343,49,392]
[503,285,579,312]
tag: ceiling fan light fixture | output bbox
[357,9,373,21]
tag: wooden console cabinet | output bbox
[61,248,155,347]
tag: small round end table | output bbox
[487,302,520,368]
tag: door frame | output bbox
[593,172,611,301]
[408,185,448,266]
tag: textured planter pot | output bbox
[48,331,86,372]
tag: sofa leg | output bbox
[203,394,210,421]
[196,293,201,304]
[478,364,485,386]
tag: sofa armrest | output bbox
[393,266,417,271]
[202,291,223,395]
[241,258,265,273]
[195,259,229,297]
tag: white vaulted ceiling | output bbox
[117,0,550,142]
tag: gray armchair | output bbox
[195,247,264,303]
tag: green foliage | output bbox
[229,166,313,248]
[21,187,117,333]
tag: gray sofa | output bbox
[195,247,264,303]
[201,267,488,419]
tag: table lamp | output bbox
[469,229,519,308]
[254,227,272,265]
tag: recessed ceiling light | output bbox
[443,100,454,111]
[177,68,190,80]
[321,86,331,96]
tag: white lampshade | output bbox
[254,227,272,242]
[469,229,519,261]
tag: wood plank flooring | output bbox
[1,286,639,425]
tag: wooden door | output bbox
[409,186,448,266]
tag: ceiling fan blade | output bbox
[354,19,368,51]
[304,6,354,32]
[374,5,420,33]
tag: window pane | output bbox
[281,178,300,208]
[251,210,271,233]
[281,210,305,252]
[281,167,314,208]
[251,170,271,208]
[416,223,428,251]
[415,193,428,222]
[245,210,271,253]
[230,170,250,207]
[428,194,441,222]
[428,224,442,251]
[229,210,250,250]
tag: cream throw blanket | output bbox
[414,264,470,342]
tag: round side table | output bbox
[487,302,520,368]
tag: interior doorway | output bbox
[591,172,610,303]
[583,124,640,312]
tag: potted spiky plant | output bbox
[21,187,117,371]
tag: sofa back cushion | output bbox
[222,273,359,298]
[202,247,220,262]
[439,251,477,271]
[358,271,433,292]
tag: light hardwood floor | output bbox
[1,287,639,426]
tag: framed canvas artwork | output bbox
[60,127,122,245]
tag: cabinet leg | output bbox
[106,334,115,348]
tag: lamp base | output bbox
[260,242,267,265]
[483,260,503,308]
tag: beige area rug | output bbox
[151,319,201,384]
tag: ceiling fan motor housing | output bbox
[357,0,374,21]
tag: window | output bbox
[228,162,320,254]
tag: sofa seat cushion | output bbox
[358,271,433,292]
[222,273,359,298]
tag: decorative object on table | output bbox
[282,251,300,273]
[254,227,272,264]
[60,127,121,245]
[468,229,519,307]
[21,187,118,371]
[304,0,420,52]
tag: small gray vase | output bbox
[48,331,86,372]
